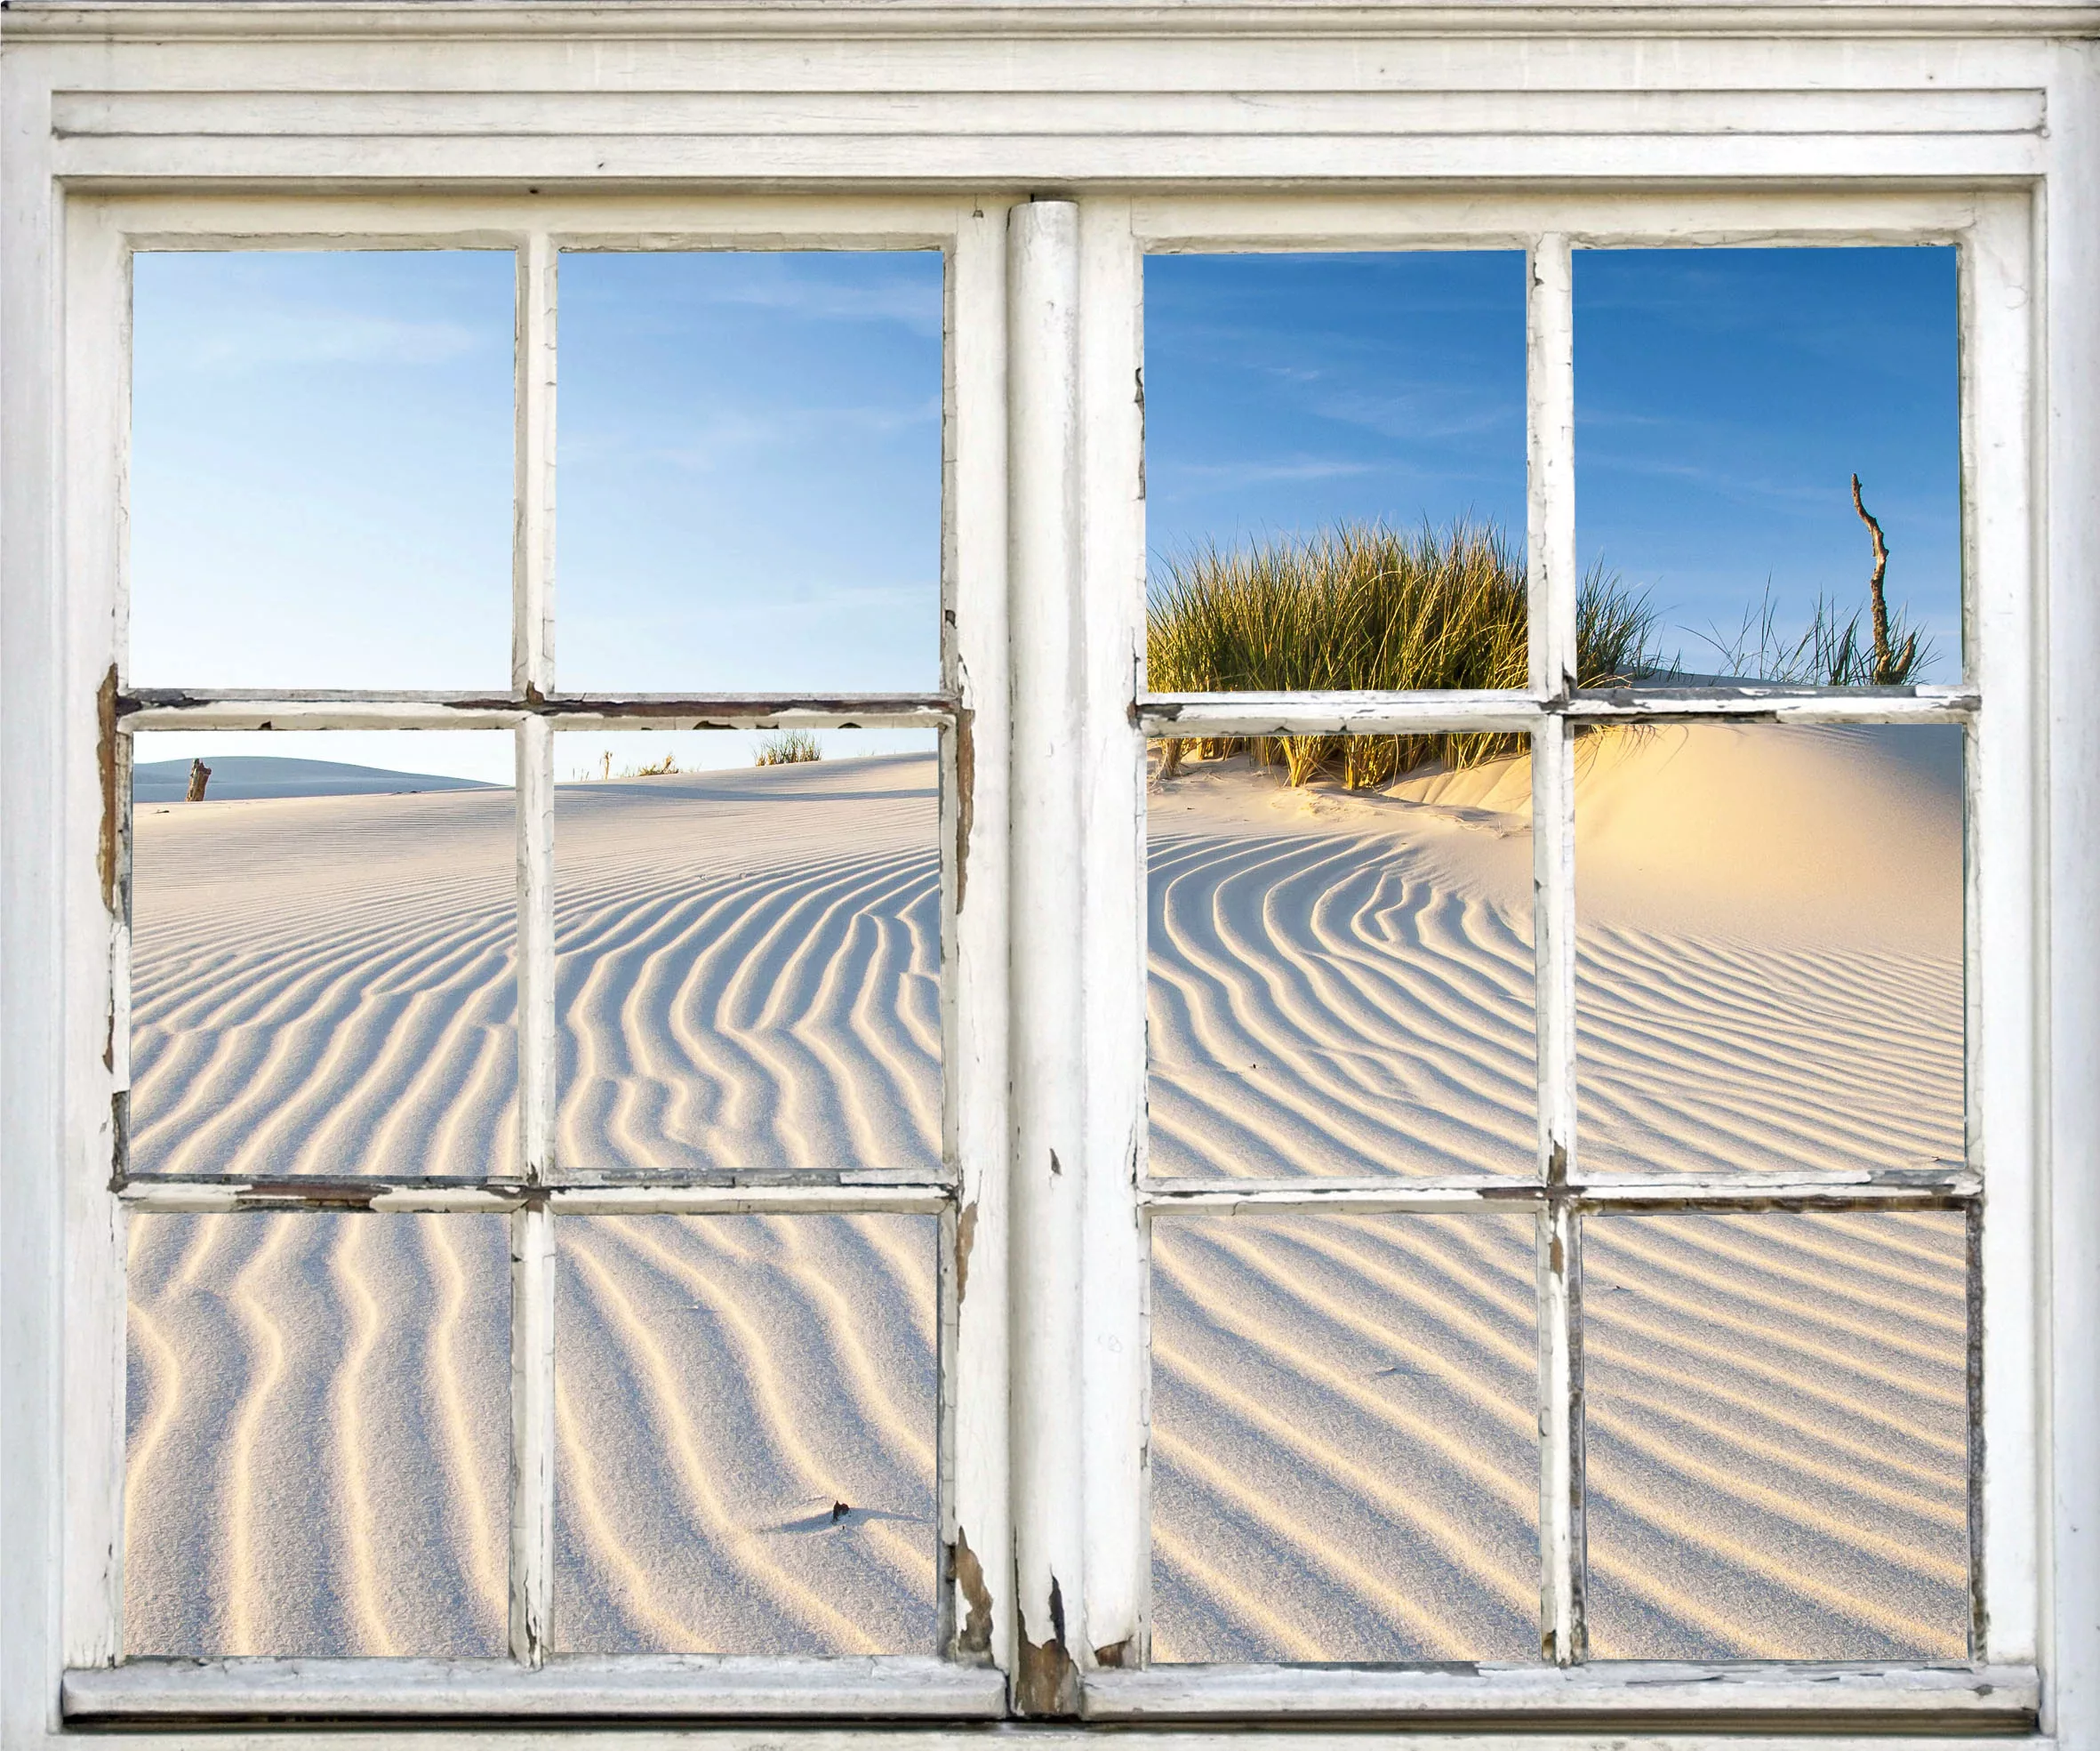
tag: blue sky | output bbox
[131,243,1958,783]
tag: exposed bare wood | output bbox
[1966,192,2041,1667]
[114,1179,957,1216]
[1567,683,1978,723]
[942,197,1015,1675]
[516,232,557,698]
[1136,684,1977,741]
[509,238,560,1672]
[61,1655,1009,1721]
[1140,690,1537,738]
[1579,1167,1982,1209]
[1075,196,1150,1674]
[1141,1168,1978,1214]
[10,2,2100,39]
[60,195,132,1675]
[43,87,2051,143]
[508,1202,555,1667]
[1528,233,1584,1669]
[1078,1660,2040,1726]
[1006,197,1085,1719]
[116,688,958,734]
[548,1185,952,1217]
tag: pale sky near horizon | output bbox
[130,243,1958,785]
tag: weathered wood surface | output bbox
[62,1655,1009,1721]
[1078,1659,2040,1726]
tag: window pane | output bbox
[130,250,515,691]
[555,1214,938,1653]
[1575,246,1960,687]
[125,1212,509,1656]
[129,731,519,1179]
[1575,724,1962,1177]
[553,730,941,1177]
[557,251,942,694]
[1147,747,1535,1177]
[1584,1210,1969,1659]
[1150,1214,1538,1661]
[1144,252,1540,712]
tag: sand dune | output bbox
[126,732,1968,1664]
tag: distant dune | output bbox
[133,755,495,804]
[123,735,1968,1667]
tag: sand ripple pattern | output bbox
[553,763,941,1174]
[1148,826,1537,1179]
[1584,1211,1968,1658]
[554,1215,938,1653]
[124,1211,511,1655]
[130,791,521,1179]
[1144,764,1968,1661]
[1150,1215,1541,1662]
[1148,826,1960,1182]
[126,751,1968,1659]
[1153,1209,1967,1662]
[1577,931,1963,1177]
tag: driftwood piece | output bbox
[1851,471,1895,682]
[184,758,212,802]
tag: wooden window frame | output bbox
[2,7,2095,1747]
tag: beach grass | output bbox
[755,728,824,767]
[1694,583,1937,687]
[1147,521,1666,787]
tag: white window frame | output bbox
[2,9,2095,1749]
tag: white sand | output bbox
[124,731,1968,1665]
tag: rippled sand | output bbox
[124,734,1969,1663]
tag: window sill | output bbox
[61,1654,1006,1723]
[1078,1660,2039,1731]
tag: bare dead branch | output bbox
[1852,472,1895,684]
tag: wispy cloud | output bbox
[1166,457,1388,488]
[1310,385,1516,444]
[1579,449,1868,513]
[565,395,940,474]
[163,308,487,373]
[573,255,944,340]
[703,272,942,337]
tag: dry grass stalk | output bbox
[1146,520,1664,788]
[755,729,824,767]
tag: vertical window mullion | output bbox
[943,199,1017,1678]
[1006,197,1086,1717]
[1526,232,1586,1666]
[509,229,558,1668]
[1965,193,2040,1666]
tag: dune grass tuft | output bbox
[1694,583,1937,687]
[755,729,824,767]
[1147,520,1666,787]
